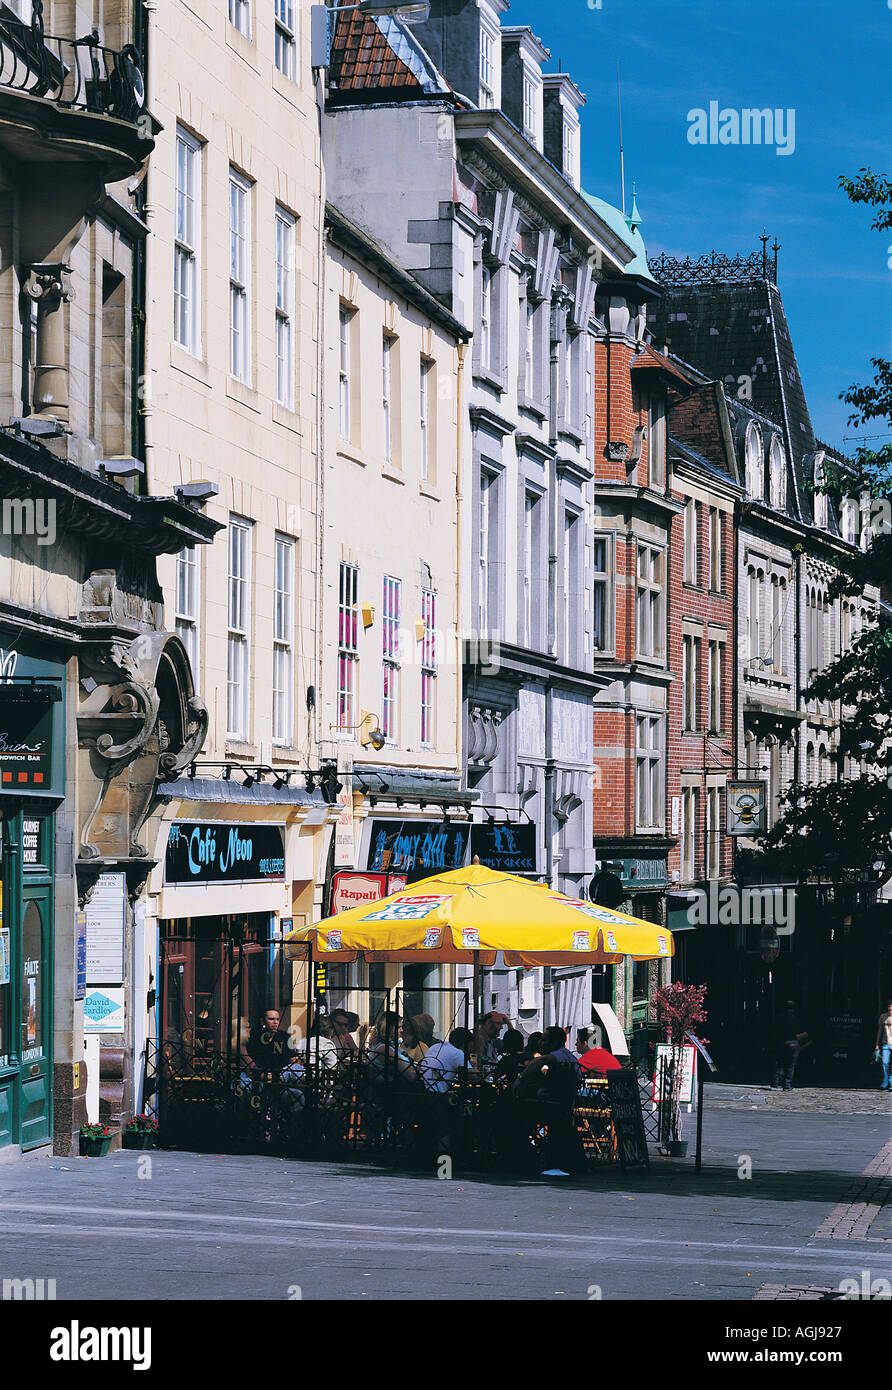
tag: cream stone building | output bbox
[320,204,471,1034]
[138,0,330,1123]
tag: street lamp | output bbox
[311,0,431,69]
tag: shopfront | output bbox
[592,844,670,1064]
[0,641,65,1157]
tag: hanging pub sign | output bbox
[726,780,767,836]
[0,684,57,789]
[471,821,537,876]
[164,822,286,884]
[366,819,469,883]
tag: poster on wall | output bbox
[331,871,408,914]
[85,872,126,984]
[333,781,355,868]
[164,822,286,884]
[83,986,125,1033]
[0,926,9,987]
[75,911,87,1001]
[366,819,469,883]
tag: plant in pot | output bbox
[652,981,708,1158]
[79,1121,113,1158]
[122,1113,158,1150]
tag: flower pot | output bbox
[80,1135,111,1158]
[122,1131,155,1150]
[666,1140,688,1158]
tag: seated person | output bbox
[420,1027,472,1093]
[330,1009,361,1059]
[475,1011,512,1070]
[245,1008,290,1077]
[493,1029,526,1088]
[512,1026,584,1174]
[402,1013,435,1065]
[519,1032,546,1070]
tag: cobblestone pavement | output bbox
[814,1138,892,1243]
[705,1083,892,1116]
[753,1137,892,1299]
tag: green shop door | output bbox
[19,890,51,1147]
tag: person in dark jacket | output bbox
[773,1001,808,1090]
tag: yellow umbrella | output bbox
[284,862,673,967]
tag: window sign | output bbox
[22,817,41,868]
[85,872,126,984]
[165,822,286,884]
[21,900,43,1060]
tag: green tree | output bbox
[750,170,892,881]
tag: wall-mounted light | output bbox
[361,601,376,629]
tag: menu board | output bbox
[85,872,126,984]
[607,1068,650,1172]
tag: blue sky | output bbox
[505,0,890,452]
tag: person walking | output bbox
[875,999,892,1090]
[773,1000,808,1090]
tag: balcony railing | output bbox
[0,15,146,123]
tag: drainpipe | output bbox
[542,300,562,1027]
[455,340,466,783]
[140,0,158,493]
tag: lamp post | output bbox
[311,0,431,69]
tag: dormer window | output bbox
[480,24,497,108]
[542,73,585,190]
[841,496,859,545]
[523,75,535,134]
[768,434,786,509]
[744,423,763,499]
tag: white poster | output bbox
[333,778,355,868]
[85,872,126,984]
[83,986,125,1033]
[652,1043,697,1104]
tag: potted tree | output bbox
[122,1113,158,1150]
[652,982,708,1158]
[79,1121,113,1158]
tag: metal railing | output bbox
[0,13,146,122]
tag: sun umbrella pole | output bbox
[472,949,481,1058]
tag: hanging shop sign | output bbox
[0,686,56,789]
[331,871,408,914]
[333,781,355,868]
[726,780,767,836]
[83,986,125,1033]
[85,872,126,985]
[471,821,537,876]
[164,822,286,885]
[366,819,469,883]
[75,911,87,1000]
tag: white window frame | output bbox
[229,0,251,37]
[174,128,201,357]
[227,517,252,740]
[339,306,352,440]
[648,395,666,487]
[421,587,437,748]
[709,508,722,591]
[382,575,401,743]
[480,263,492,371]
[420,356,432,481]
[635,713,664,832]
[708,641,722,732]
[272,534,295,745]
[748,570,762,663]
[636,543,665,661]
[769,435,786,510]
[683,498,697,585]
[522,74,536,135]
[683,635,698,732]
[706,787,721,880]
[229,169,252,384]
[745,423,763,499]
[274,0,297,79]
[337,561,359,736]
[478,466,498,634]
[175,546,200,674]
[680,786,698,882]
[592,534,611,653]
[479,24,495,107]
[382,335,393,466]
[275,206,295,409]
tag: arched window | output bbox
[768,435,786,509]
[805,743,816,784]
[744,423,764,499]
[841,496,859,545]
